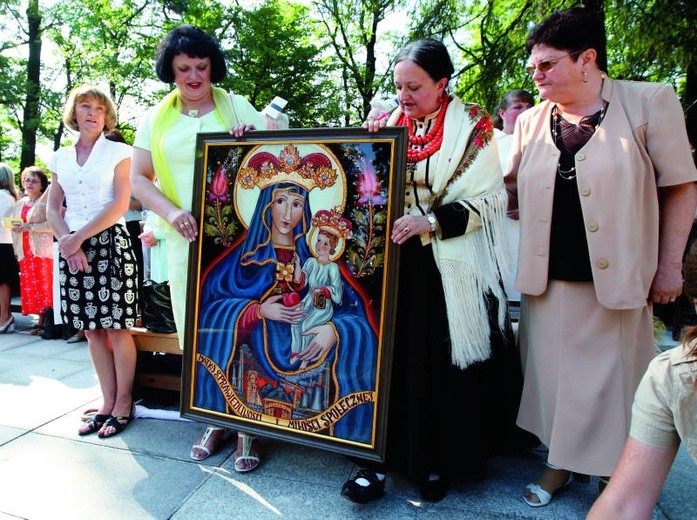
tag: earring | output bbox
[582,71,589,83]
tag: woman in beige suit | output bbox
[505,7,697,507]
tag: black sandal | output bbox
[98,413,132,438]
[341,468,385,504]
[78,414,110,436]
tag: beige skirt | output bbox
[516,280,655,476]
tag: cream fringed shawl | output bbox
[388,96,510,369]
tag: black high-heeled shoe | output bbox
[341,469,385,504]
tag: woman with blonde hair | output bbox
[47,84,138,438]
[0,163,20,333]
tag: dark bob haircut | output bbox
[155,25,227,84]
[395,39,454,83]
[526,7,607,73]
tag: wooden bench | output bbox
[129,327,182,393]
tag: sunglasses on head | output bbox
[526,50,583,76]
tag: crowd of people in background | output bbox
[1,6,695,518]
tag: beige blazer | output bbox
[506,78,697,309]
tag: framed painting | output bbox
[181,127,407,462]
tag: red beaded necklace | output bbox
[398,95,449,163]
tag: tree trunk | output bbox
[20,0,41,170]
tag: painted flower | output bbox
[357,164,386,205]
[207,166,230,203]
[276,261,295,282]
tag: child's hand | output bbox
[293,253,302,282]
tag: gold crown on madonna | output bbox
[312,208,353,240]
[237,144,338,192]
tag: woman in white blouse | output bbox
[47,85,138,438]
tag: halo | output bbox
[306,225,347,262]
[234,143,346,229]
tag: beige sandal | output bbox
[234,432,260,473]
[190,426,227,461]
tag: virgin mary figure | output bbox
[194,144,379,444]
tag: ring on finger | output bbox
[404,227,409,233]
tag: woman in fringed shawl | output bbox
[130,25,264,468]
[341,38,528,504]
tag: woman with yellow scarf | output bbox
[130,25,264,468]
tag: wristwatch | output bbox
[427,213,437,233]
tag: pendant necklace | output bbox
[552,104,607,181]
[187,108,199,117]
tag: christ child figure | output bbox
[290,208,352,369]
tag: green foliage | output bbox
[606,0,696,94]
[0,0,694,162]
[222,0,342,127]
[315,0,405,124]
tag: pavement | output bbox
[0,311,695,520]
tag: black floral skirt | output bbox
[59,224,139,330]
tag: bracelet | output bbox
[427,213,437,233]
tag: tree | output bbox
[45,0,160,144]
[18,0,41,169]
[315,0,404,125]
[222,0,341,127]
[605,0,697,146]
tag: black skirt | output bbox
[382,236,529,483]
[0,243,19,295]
[58,224,139,330]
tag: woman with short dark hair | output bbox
[130,24,265,467]
[506,7,697,506]
[349,38,524,504]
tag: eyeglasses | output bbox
[525,51,582,76]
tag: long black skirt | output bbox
[58,224,139,331]
[380,236,529,483]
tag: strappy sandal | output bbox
[81,408,99,422]
[234,432,260,473]
[190,426,228,461]
[97,404,134,439]
[97,414,133,438]
[523,463,574,507]
[78,413,110,436]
